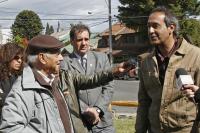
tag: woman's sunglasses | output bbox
[13,55,23,60]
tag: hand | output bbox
[82,107,100,125]
[112,61,135,76]
[182,84,199,98]
[128,68,137,78]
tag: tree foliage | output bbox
[45,23,54,35]
[11,10,43,40]
[49,25,54,34]
[180,19,200,46]
[45,23,50,35]
[12,35,28,48]
[57,21,60,32]
[118,0,200,46]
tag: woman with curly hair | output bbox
[0,43,24,112]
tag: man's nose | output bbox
[58,54,63,61]
[82,39,87,45]
[148,27,154,33]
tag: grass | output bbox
[114,117,135,133]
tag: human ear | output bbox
[38,53,47,65]
[169,24,175,35]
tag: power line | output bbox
[116,16,148,19]
[88,20,109,27]
[0,7,118,17]
[0,16,148,22]
[0,17,119,21]
[0,18,107,20]
[0,10,100,17]
[104,0,108,7]
[0,10,91,16]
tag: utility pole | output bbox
[108,0,113,66]
[0,25,2,44]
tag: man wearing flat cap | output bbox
[0,35,131,133]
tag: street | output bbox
[112,79,139,114]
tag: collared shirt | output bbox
[156,40,180,86]
[36,70,55,85]
[74,52,87,64]
[74,52,87,71]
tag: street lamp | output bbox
[88,12,92,15]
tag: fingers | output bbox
[183,84,199,92]
[182,89,195,98]
[128,68,136,77]
[123,62,135,71]
[92,116,100,125]
[181,84,199,100]
[83,107,100,125]
[112,61,136,76]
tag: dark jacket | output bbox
[194,89,200,103]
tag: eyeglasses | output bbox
[13,55,23,60]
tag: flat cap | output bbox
[27,35,65,55]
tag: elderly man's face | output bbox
[42,51,63,75]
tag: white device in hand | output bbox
[175,68,194,90]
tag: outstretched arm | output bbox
[59,61,133,90]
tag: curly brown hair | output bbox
[0,43,25,80]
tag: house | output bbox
[51,30,72,54]
[0,28,12,44]
[97,22,151,59]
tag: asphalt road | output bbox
[112,79,139,114]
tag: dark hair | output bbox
[150,6,180,37]
[0,43,25,80]
[70,23,91,40]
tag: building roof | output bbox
[100,22,137,36]
[51,30,70,43]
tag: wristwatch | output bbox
[95,107,104,118]
[96,108,101,114]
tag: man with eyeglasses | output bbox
[0,35,131,133]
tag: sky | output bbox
[0,0,121,33]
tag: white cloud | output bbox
[0,0,120,32]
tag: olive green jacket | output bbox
[136,38,200,133]
[59,69,114,133]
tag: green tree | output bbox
[117,0,154,29]
[49,25,54,34]
[117,0,200,45]
[45,22,50,35]
[57,21,60,32]
[45,23,54,35]
[11,10,43,40]
[180,19,200,46]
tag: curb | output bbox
[113,112,136,119]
